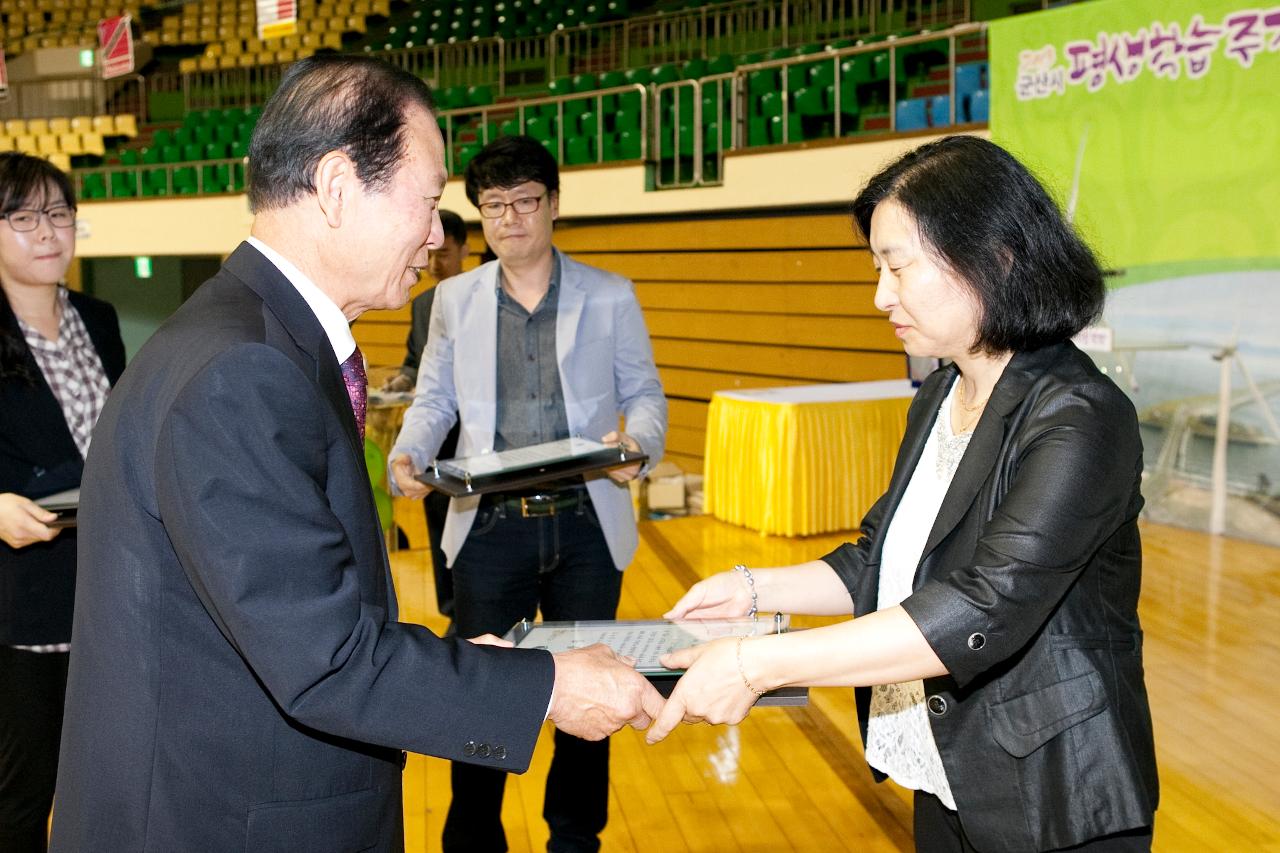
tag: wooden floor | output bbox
[388,508,1280,852]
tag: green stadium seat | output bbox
[793,86,826,116]
[82,173,108,200]
[173,167,198,194]
[598,71,625,89]
[152,128,174,148]
[679,58,705,80]
[565,135,593,165]
[181,143,203,161]
[650,64,680,85]
[120,149,140,166]
[205,142,229,159]
[110,171,138,198]
[706,54,734,75]
[570,73,598,91]
[622,67,650,86]
[160,145,181,164]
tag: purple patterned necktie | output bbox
[339,346,367,442]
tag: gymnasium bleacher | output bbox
[0,0,1007,201]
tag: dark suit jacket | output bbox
[823,342,1158,853]
[52,243,554,852]
[0,290,124,645]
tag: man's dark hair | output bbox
[247,54,435,212]
[852,135,1104,355]
[439,208,467,246]
[0,152,76,384]
[463,135,559,206]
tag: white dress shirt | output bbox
[246,236,355,364]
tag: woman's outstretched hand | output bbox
[645,637,763,744]
[664,570,753,620]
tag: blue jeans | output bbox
[442,490,622,853]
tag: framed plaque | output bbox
[416,437,647,498]
[505,617,808,706]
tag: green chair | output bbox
[570,73,598,91]
[793,86,826,116]
[548,75,574,96]
[598,70,626,89]
[174,127,194,146]
[81,173,108,200]
[658,123,693,158]
[679,58,705,80]
[467,85,494,106]
[622,67,651,86]
[110,171,138,198]
[613,128,641,159]
[202,163,231,192]
[706,53,734,75]
[173,167,198,194]
[205,142,229,160]
[565,135,593,165]
[650,64,680,85]
[768,113,802,144]
[179,143,202,161]
[120,148,140,166]
[499,118,521,137]
[160,145,182,164]
[152,128,174,148]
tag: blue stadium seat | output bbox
[895,97,929,131]
[968,89,990,123]
[955,62,986,109]
[928,95,952,127]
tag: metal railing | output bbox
[72,155,247,199]
[651,21,986,188]
[436,83,650,174]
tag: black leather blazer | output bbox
[0,290,125,645]
[823,342,1158,852]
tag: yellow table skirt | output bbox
[704,391,912,537]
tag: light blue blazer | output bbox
[391,249,667,570]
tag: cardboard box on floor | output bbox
[645,461,685,511]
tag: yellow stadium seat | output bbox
[48,118,71,134]
[113,114,137,137]
[69,116,93,133]
[197,55,217,71]
[179,57,198,72]
[294,47,314,61]
[217,53,238,69]
[162,15,180,30]
[343,15,365,34]
[236,52,256,68]
[26,119,50,136]
[371,0,389,15]
[275,48,296,63]
[207,41,224,56]
[4,119,27,137]
[80,131,105,157]
[321,31,341,49]
[91,115,115,136]
[57,133,82,155]
[15,136,38,154]
[37,135,60,155]
[47,153,72,172]
[0,138,13,153]
[159,30,180,45]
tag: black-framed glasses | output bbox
[477,193,546,220]
[0,206,77,232]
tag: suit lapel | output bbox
[917,347,1058,562]
[555,250,586,373]
[225,244,363,459]
[456,263,500,447]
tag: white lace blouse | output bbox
[864,377,971,810]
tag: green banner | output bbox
[989,0,1280,279]
[989,0,1280,543]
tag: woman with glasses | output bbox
[0,152,124,852]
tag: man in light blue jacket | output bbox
[390,135,666,853]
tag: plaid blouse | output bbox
[16,287,111,460]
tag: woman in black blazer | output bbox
[0,153,125,852]
[649,137,1157,852]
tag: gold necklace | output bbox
[954,379,990,433]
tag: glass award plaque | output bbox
[505,616,808,706]
[416,437,647,498]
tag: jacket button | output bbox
[477,743,490,758]
[463,741,476,757]
[927,694,948,716]
[967,632,986,650]
[494,745,507,760]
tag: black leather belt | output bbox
[488,488,587,518]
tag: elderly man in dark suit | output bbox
[51,55,662,853]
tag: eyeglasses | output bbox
[477,193,546,220]
[0,206,77,232]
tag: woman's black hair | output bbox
[852,135,1104,355]
[0,152,76,384]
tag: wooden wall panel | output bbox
[637,282,879,316]
[355,210,903,476]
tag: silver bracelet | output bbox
[736,636,766,697]
[733,564,758,619]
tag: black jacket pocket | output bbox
[987,670,1108,758]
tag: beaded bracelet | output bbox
[736,636,766,697]
[733,563,758,618]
